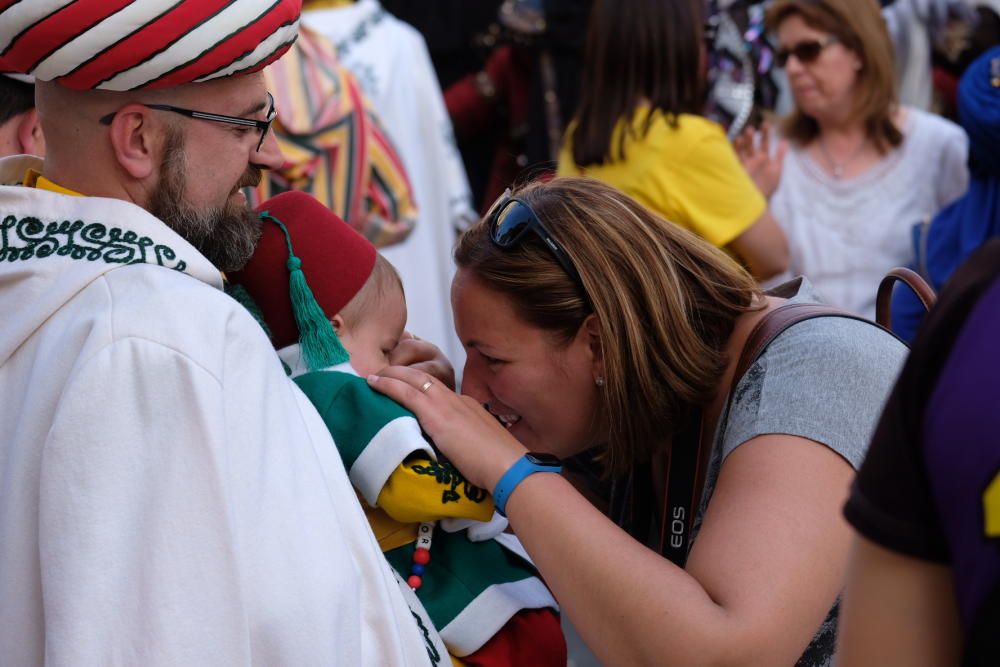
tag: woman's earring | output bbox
[595,376,605,387]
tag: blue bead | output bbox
[411,564,425,576]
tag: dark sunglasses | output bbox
[487,192,585,290]
[99,92,277,152]
[775,36,838,68]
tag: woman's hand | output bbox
[368,364,526,491]
[387,332,456,390]
[734,121,788,200]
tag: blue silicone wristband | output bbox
[493,454,562,517]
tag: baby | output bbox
[230,191,564,666]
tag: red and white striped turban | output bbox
[0,0,301,91]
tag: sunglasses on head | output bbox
[487,191,586,291]
[775,36,838,68]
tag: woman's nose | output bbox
[459,361,491,403]
[784,56,806,77]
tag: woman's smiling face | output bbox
[451,268,603,459]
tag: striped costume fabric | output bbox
[0,0,301,90]
[251,23,417,248]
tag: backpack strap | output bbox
[731,302,874,385]
[875,267,937,330]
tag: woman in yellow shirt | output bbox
[557,0,788,281]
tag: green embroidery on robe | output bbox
[410,460,488,505]
[0,214,187,270]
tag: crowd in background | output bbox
[6,0,993,349]
[250,0,1000,342]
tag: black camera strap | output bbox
[657,303,875,567]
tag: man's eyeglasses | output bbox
[99,92,277,152]
[775,36,839,68]
[487,191,586,292]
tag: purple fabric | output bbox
[923,276,1000,629]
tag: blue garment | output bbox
[892,47,1000,341]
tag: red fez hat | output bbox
[0,0,301,91]
[230,191,377,363]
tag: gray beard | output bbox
[148,129,262,273]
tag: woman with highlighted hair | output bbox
[368,177,907,666]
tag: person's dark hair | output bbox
[455,177,763,477]
[0,76,34,125]
[569,0,705,167]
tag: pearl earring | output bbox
[595,376,605,387]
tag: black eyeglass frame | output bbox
[487,194,586,291]
[775,35,839,68]
[99,92,277,152]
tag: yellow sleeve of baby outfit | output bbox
[661,119,767,248]
[376,457,495,524]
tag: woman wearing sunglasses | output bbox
[737,0,968,319]
[368,176,907,666]
[555,0,789,283]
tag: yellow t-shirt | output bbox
[557,110,766,248]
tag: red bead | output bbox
[412,548,431,565]
[408,575,423,589]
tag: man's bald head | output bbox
[36,82,151,200]
[36,73,275,201]
[36,81,195,202]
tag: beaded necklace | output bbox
[408,521,434,589]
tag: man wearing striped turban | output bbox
[0,2,448,665]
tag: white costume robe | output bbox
[0,155,447,666]
[304,0,476,369]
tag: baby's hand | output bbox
[440,512,509,542]
[388,332,456,390]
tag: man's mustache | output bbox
[234,166,262,193]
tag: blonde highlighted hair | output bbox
[455,177,763,477]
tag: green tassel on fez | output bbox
[260,211,350,370]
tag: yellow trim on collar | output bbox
[303,0,355,9]
[24,169,83,197]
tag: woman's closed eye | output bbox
[479,351,506,366]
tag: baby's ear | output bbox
[331,314,345,332]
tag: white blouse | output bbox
[770,108,969,318]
